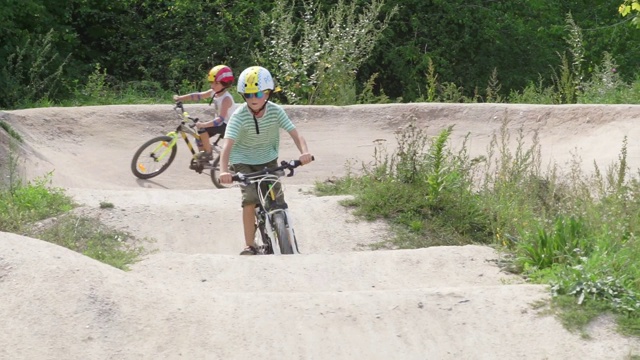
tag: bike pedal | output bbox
[189,162,204,171]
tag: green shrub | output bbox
[257,0,397,105]
[316,110,640,334]
[0,29,69,109]
[0,173,74,233]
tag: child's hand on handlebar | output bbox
[299,153,313,165]
[219,172,233,184]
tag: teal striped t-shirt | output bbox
[224,102,296,165]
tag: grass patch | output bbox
[548,295,612,339]
[0,169,148,270]
[0,120,23,143]
[26,214,147,271]
[315,112,640,336]
[99,201,115,209]
[0,174,74,233]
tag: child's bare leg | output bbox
[196,136,204,152]
[243,204,256,246]
[200,132,212,154]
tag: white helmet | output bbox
[237,66,275,94]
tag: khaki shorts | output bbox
[233,159,286,207]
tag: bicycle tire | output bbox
[131,135,177,179]
[256,222,272,255]
[272,212,293,254]
[210,155,234,189]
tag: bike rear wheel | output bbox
[210,155,234,189]
[131,135,177,179]
[272,212,293,254]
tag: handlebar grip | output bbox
[294,155,315,166]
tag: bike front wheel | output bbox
[210,155,234,189]
[131,135,177,179]
[272,212,293,254]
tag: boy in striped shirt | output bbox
[219,66,313,255]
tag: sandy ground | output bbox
[1,102,640,359]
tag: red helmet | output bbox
[208,65,234,83]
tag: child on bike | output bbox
[218,66,313,255]
[173,64,236,163]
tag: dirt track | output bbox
[1,103,640,359]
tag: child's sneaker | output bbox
[196,151,213,163]
[240,245,257,255]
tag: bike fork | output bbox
[263,218,281,255]
[254,209,271,255]
[153,136,178,161]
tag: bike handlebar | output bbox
[231,157,315,183]
[174,101,199,124]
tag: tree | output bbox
[619,0,640,27]
[257,0,397,105]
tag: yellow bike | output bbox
[130,102,231,188]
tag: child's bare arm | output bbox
[219,138,235,184]
[220,138,234,174]
[211,96,233,126]
[173,89,214,102]
[218,97,233,120]
[288,129,313,164]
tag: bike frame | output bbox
[252,174,300,255]
[232,159,312,255]
[148,105,220,163]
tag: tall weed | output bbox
[508,77,558,104]
[579,52,628,104]
[82,63,109,99]
[357,73,392,104]
[551,53,577,104]
[485,68,503,103]
[0,29,69,109]
[0,130,23,192]
[316,110,640,334]
[258,0,397,105]
[318,115,489,244]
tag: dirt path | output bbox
[1,103,640,359]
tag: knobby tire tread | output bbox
[273,212,293,255]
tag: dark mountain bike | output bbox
[232,158,313,255]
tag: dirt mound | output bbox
[1,103,640,359]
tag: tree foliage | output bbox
[257,0,397,105]
[0,0,639,108]
[619,0,640,27]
